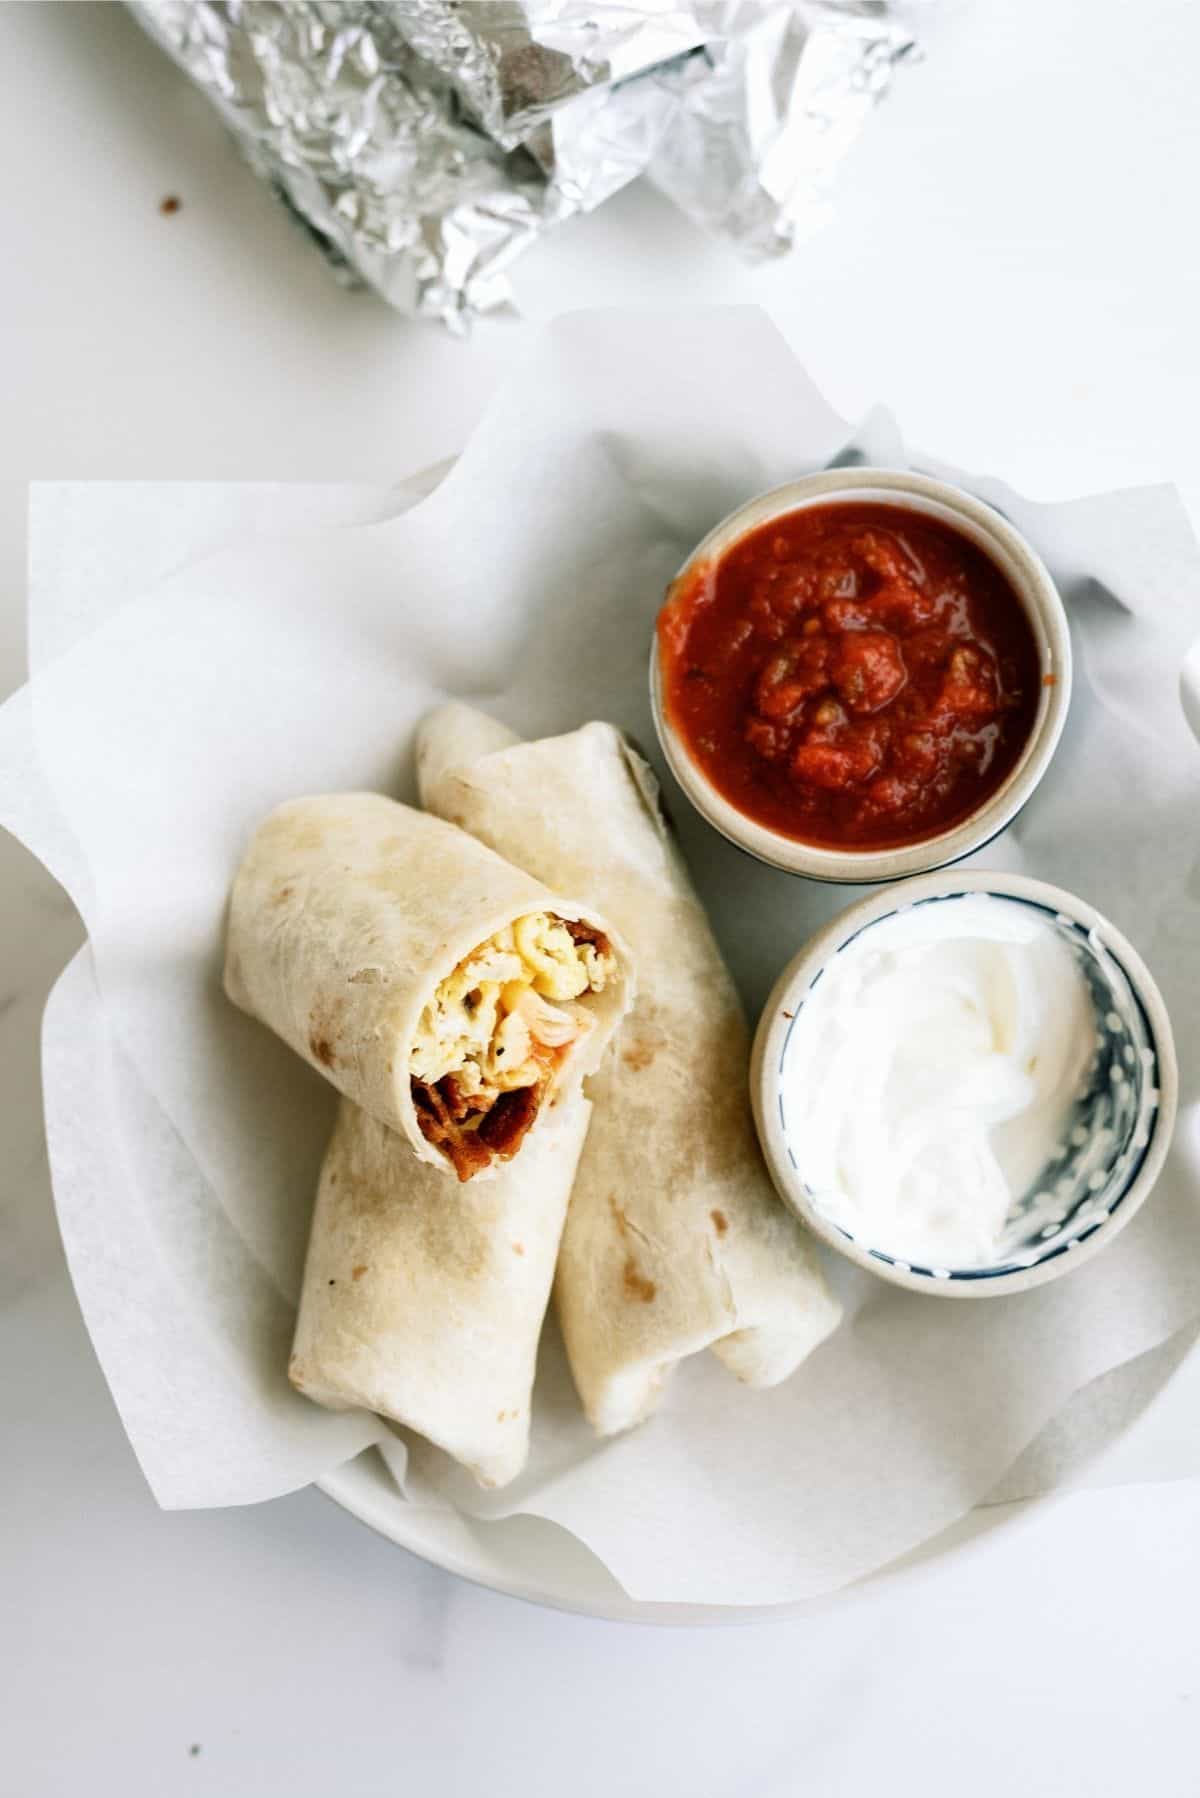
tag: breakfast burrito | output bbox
[225,793,630,1180]
[290,1093,591,1488]
[418,707,843,1435]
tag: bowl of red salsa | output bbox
[652,469,1072,881]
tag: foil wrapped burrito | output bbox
[225,793,631,1180]
[129,1,922,328]
[418,706,842,1435]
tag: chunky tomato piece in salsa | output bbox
[658,502,1041,850]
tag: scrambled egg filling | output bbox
[410,913,612,1098]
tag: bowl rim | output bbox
[750,868,1179,1298]
[650,467,1073,883]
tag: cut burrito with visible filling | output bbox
[225,792,631,1180]
[417,708,843,1433]
[409,912,615,1179]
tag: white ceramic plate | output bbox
[306,462,1168,1623]
[22,464,1191,1626]
[317,1450,1031,1624]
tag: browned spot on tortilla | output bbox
[623,1257,657,1303]
[329,1171,338,1187]
[608,1193,628,1237]
[352,1264,368,1281]
[272,884,293,906]
[711,1208,729,1236]
[348,967,382,985]
[307,995,346,1071]
[782,1010,794,1020]
[512,1242,525,1256]
[622,1039,658,1072]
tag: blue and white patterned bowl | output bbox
[751,870,1178,1297]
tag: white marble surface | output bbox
[4,1,1200,1790]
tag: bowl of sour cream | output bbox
[751,871,1177,1295]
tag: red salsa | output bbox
[658,501,1042,850]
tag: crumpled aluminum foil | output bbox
[390,1,710,149]
[130,1,922,330]
[648,2,922,257]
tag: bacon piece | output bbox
[476,1083,542,1158]
[436,1073,491,1123]
[411,1073,549,1182]
[563,919,611,960]
[411,1080,495,1182]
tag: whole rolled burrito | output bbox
[290,1094,591,1488]
[225,793,630,1180]
[417,708,842,1434]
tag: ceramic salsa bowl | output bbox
[650,468,1072,883]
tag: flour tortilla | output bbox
[290,1094,591,1487]
[225,792,628,1176]
[417,708,842,1434]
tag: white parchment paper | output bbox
[6,310,1200,1605]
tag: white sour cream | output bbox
[783,895,1096,1269]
